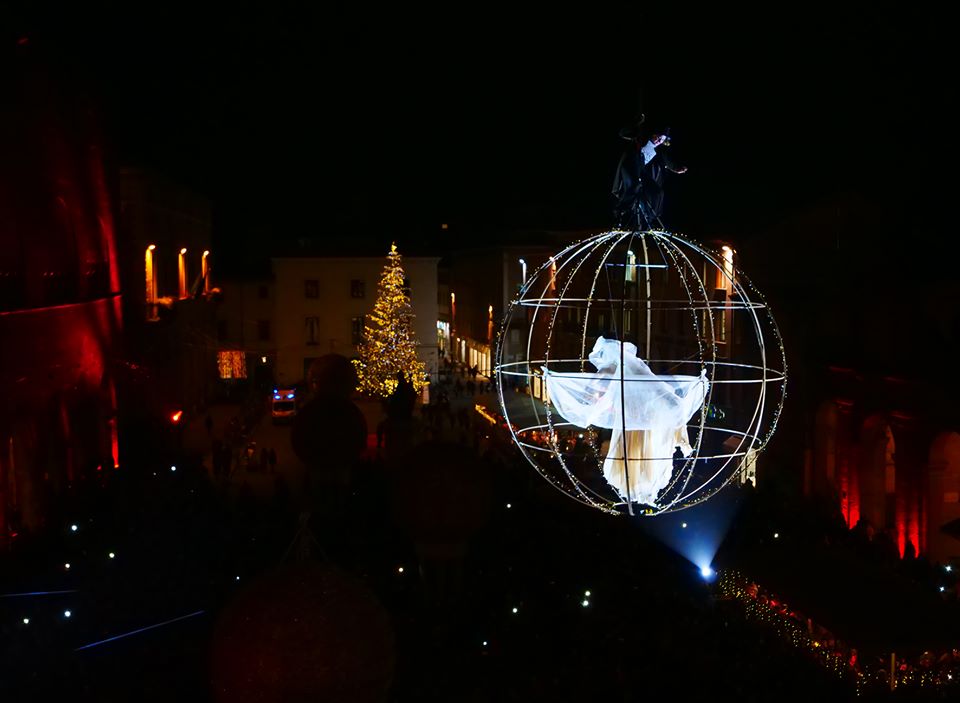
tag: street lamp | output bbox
[145,245,157,319]
[178,248,188,299]
[202,250,211,294]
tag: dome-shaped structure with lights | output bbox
[495,229,786,515]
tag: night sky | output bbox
[11,6,955,257]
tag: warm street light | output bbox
[178,249,188,298]
[202,250,211,294]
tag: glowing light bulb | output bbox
[511,607,518,614]
[64,610,72,618]
[398,566,404,574]
[70,524,78,532]
[170,465,176,472]
[681,522,687,529]
[584,590,591,597]
[22,618,29,625]
[774,532,780,539]
[946,565,953,572]
[108,552,115,559]
[940,586,946,593]
[506,503,512,509]
[482,640,488,646]
[64,563,70,570]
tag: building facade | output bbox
[214,252,440,391]
[445,243,559,378]
[116,168,218,432]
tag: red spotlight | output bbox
[171,410,183,423]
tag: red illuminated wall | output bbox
[1,38,122,542]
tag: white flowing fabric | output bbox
[543,337,709,505]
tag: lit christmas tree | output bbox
[354,243,427,397]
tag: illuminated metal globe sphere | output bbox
[495,230,786,515]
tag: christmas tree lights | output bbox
[354,243,426,397]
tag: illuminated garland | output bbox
[353,243,427,397]
[717,570,960,695]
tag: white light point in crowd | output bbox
[70,524,78,532]
[947,565,953,573]
[940,586,946,593]
[681,522,687,529]
[581,599,590,607]
[108,552,115,559]
[170,465,176,472]
[397,566,404,574]
[774,532,780,539]
[64,563,70,570]
[22,618,30,625]
[64,610,72,618]
[482,640,488,647]
[700,566,714,579]
[511,607,518,614]
[506,503,512,509]
[235,576,240,582]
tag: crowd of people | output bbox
[5,357,959,701]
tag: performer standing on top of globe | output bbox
[612,117,688,230]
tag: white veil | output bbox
[543,337,708,505]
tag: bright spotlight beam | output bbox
[74,610,205,651]
[700,566,714,579]
[0,589,79,599]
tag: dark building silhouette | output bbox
[751,194,960,563]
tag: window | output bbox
[217,319,228,341]
[304,280,319,298]
[217,350,247,379]
[305,316,320,346]
[257,319,271,342]
[258,285,268,299]
[350,279,365,298]
[351,316,364,345]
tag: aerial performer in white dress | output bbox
[543,337,709,505]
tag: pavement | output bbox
[177,378,543,505]
[181,402,306,502]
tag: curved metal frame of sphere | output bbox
[494,229,787,516]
